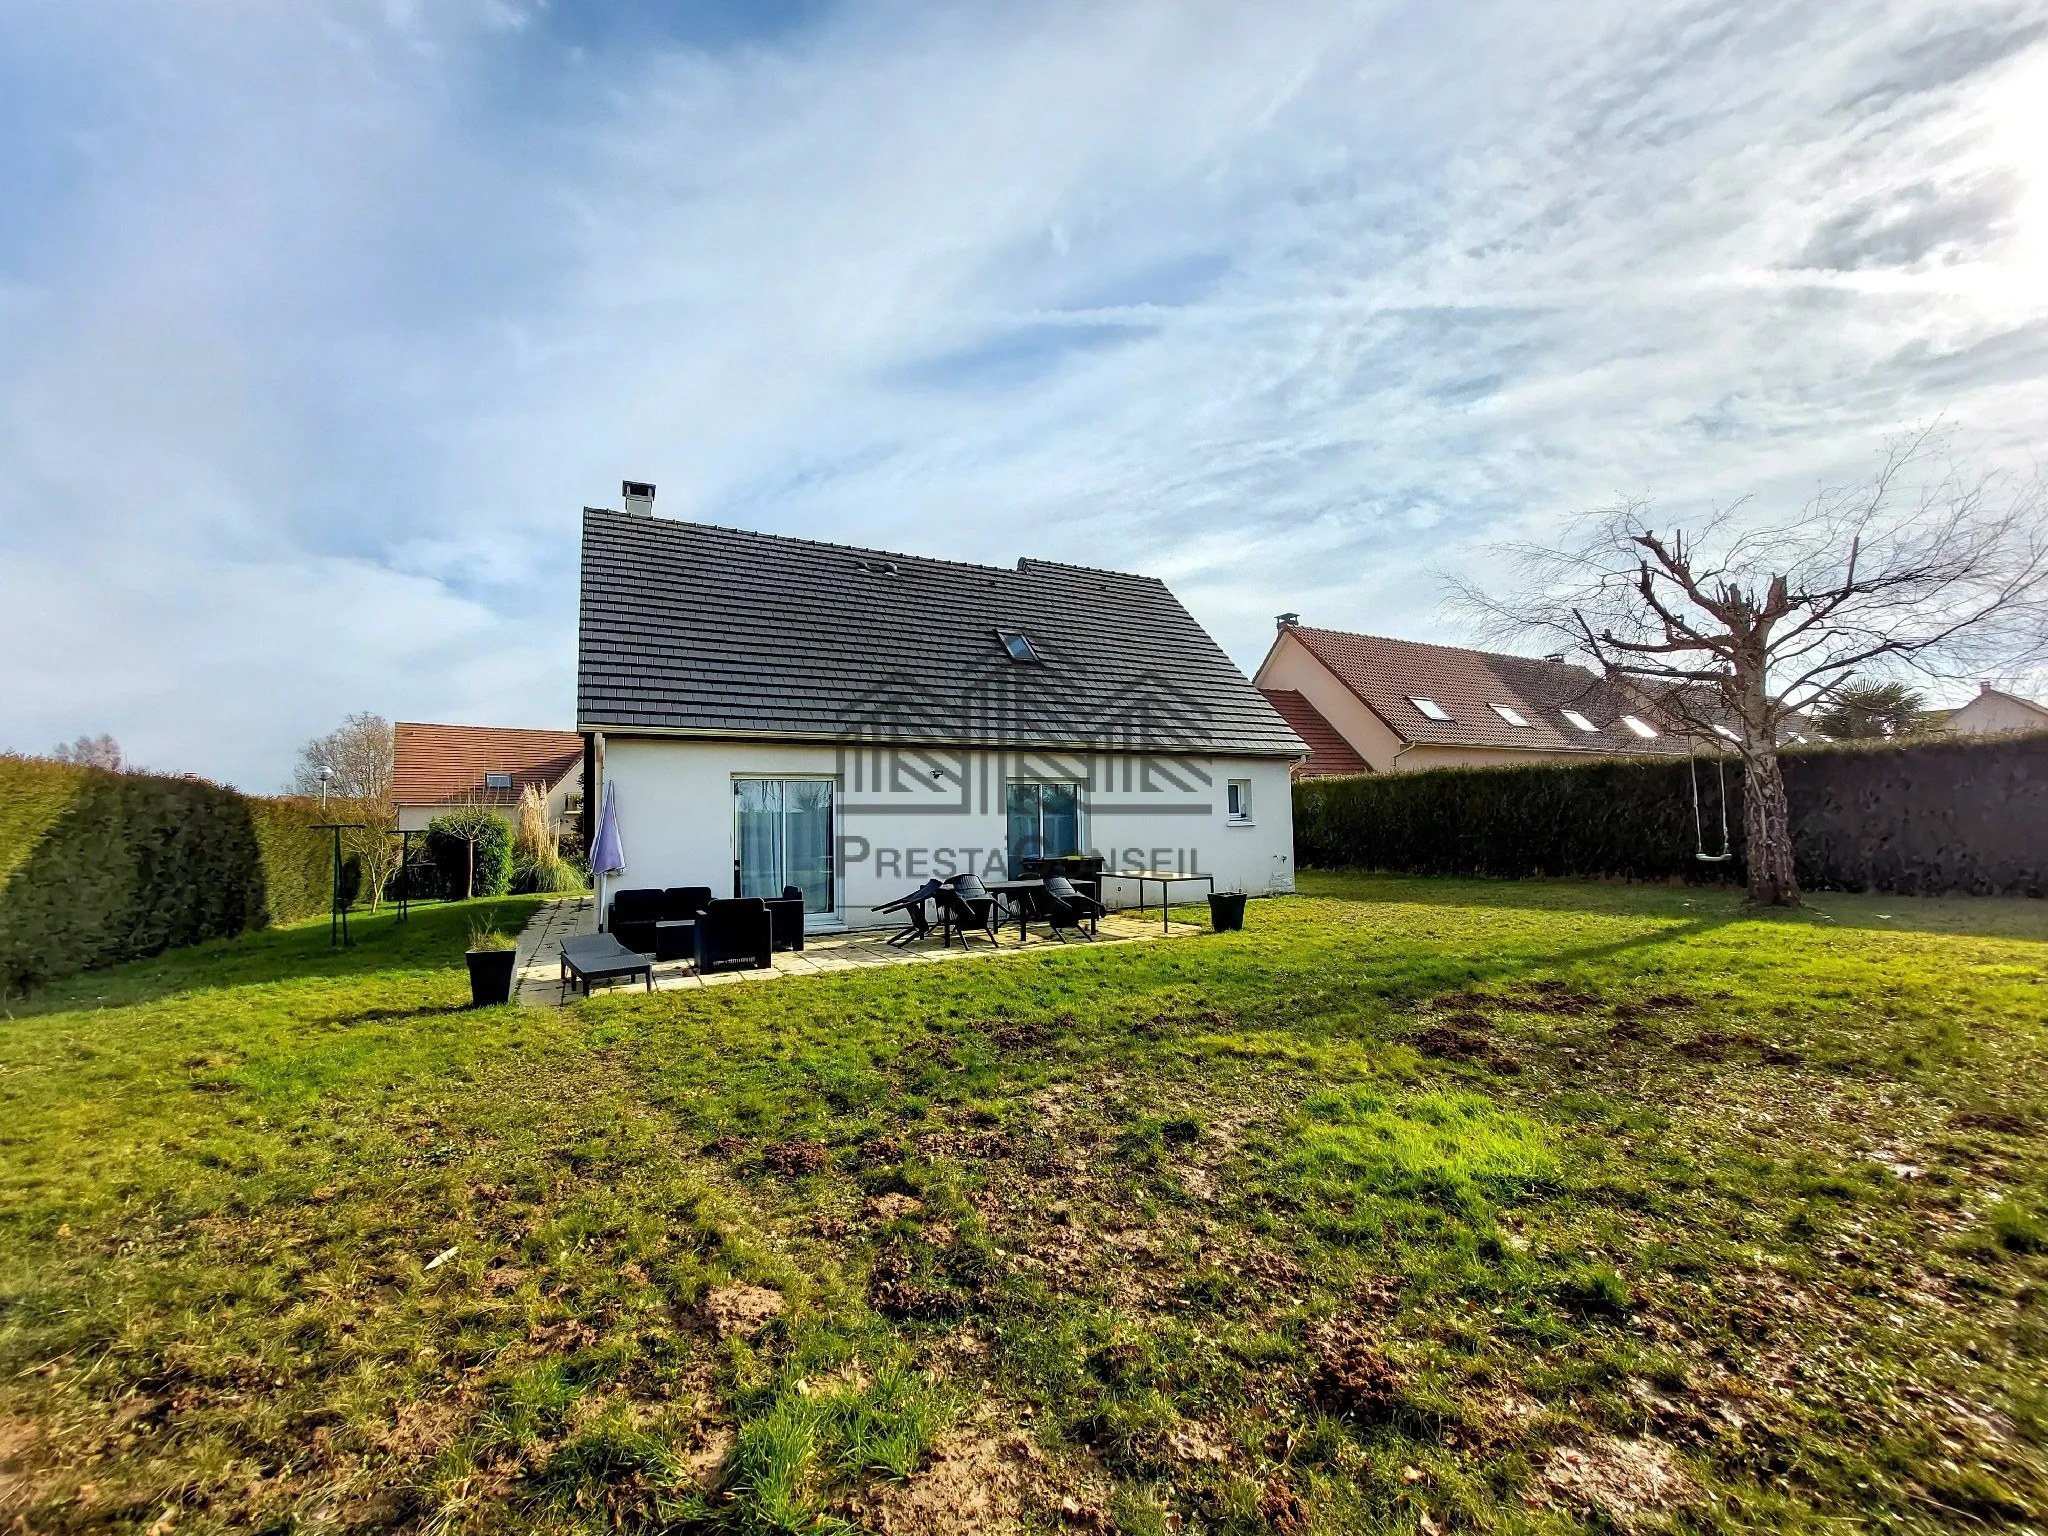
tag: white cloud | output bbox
[4,0,2047,784]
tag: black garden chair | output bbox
[872,879,943,946]
[938,874,1000,948]
[1040,874,1105,940]
[693,898,774,974]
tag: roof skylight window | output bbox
[997,630,1042,664]
[1560,709,1597,732]
[1620,715,1659,739]
[1408,696,1452,722]
[1489,703,1532,727]
[485,772,513,790]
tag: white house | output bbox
[1935,683,2048,739]
[576,494,1305,931]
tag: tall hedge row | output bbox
[0,757,332,994]
[1293,731,2048,897]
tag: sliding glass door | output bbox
[1005,779,1082,875]
[734,778,835,917]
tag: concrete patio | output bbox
[511,894,1207,1006]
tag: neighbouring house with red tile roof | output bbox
[392,723,585,834]
[1254,618,1718,774]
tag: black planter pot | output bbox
[466,948,518,1007]
[1208,891,1248,932]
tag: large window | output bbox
[1006,780,1082,874]
[734,778,835,915]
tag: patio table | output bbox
[1102,871,1215,933]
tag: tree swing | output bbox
[1688,742,1734,863]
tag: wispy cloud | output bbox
[3,0,2045,783]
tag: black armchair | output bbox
[872,879,943,946]
[764,884,807,952]
[939,875,999,948]
[1041,874,1104,940]
[606,888,666,956]
[694,898,774,973]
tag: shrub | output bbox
[426,807,512,900]
[0,756,332,993]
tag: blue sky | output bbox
[3,0,2046,786]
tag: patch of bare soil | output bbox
[684,1424,735,1488]
[868,1242,960,1319]
[854,1430,1045,1535]
[762,1140,830,1176]
[1258,1476,1311,1533]
[700,1284,785,1338]
[378,1393,471,1457]
[1306,1319,1408,1422]
[1416,1023,1521,1074]
[865,1193,924,1221]
[0,1418,41,1514]
[1540,1437,1698,1528]
[1509,981,1604,1015]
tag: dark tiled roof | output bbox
[578,511,1304,757]
[1259,689,1372,777]
[1283,626,1695,757]
[393,723,583,807]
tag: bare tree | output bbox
[52,733,123,771]
[1451,433,2048,906]
[290,713,393,801]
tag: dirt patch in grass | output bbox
[763,1139,830,1175]
[854,1429,1046,1535]
[700,1284,785,1338]
[1540,1437,1698,1528]
[1306,1319,1408,1423]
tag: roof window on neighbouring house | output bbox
[1408,696,1452,722]
[1713,724,1740,742]
[485,772,513,790]
[1489,703,1532,727]
[1620,715,1659,739]
[1560,709,1598,732]
[997,630,1042,664]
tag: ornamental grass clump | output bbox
[512,784,585,895]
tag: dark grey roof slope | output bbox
[579,511,1304,757]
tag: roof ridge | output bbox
[1290,624,1597,675]
[582,508,1163,586]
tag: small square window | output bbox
[1407,696,1452,722]
[1560,709,1597,732]
[1713,724,1740,742]
[1620,715,1659,739]
[997,630,1041,663]
[1489,703,1532,727]
[1226,779,1253,824]
[484,772,513,790]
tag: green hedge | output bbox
[1293,731,2048,897]
[0,757,333,994]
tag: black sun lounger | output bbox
[560,933,655,996]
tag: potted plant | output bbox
[465,921,519,1007]
[1207,890,1248,932]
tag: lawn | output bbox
[2,875,2045,1534]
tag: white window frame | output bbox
[484,771,513,790]
[1408,696,1452,722]
[1226,778,1254,825]
[1620,714,1659,739]
[1560,709,1597,732]
[1489,703,1532,728]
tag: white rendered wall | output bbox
[594,736,1295,930]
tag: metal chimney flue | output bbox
[622,480,656,518]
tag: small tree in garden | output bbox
[1452,432,2048,906]
[426,806,511,901]
[1813,680,1928,740]
[341,798,404,913]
